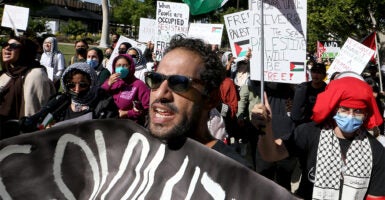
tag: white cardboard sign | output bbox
[1,5,29,31]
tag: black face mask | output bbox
[69,89,89,99]
[105,53,111,59]
[76,48,87,55]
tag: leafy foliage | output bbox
[61,19,87,36]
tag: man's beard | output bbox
[149,103,201,144]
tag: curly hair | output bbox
[164,35,225,95]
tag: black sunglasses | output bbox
[129,54,138,58]
[144,72,204,93]
[1,42,22,50]
[66,82,90,89]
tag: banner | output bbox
[318,41,340,59]
[154,1,190,61]
[327,37,375,80]
[0,120,295,199]
[1,5,29,31]
[249,0,307,84]
[188,23,224,45]
[224,10,251,60]
[138,18,156,43]
[182,0,229,15]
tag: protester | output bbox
[117,42,132,55]
[102,47,113,68]
[127,47,149,82]
[291,62,327,126]
[143,41,156,71]
[253,72,385,199]
[51,62,117,123]
[0,35,55,138]
[145,35,251,168]
[101,54,149,125]
[69,39,88,65]
[111,32,120,49]
[86,47,110,86]
[40,36,66,90]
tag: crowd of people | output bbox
[1,32,385,199]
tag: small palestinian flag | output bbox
[290,62,304,71]
[212,27,222,33]
[234,40,249,57]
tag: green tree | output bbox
[61,19,86,36]
[307,0,385,52]
[111,0,156,37]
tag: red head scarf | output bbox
[312,76,383,129]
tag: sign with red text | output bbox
[224,10,251,60]
[327,37,375,80]
[0,120,295,199]
[249,0,307,84]
[188,23,224,45]
[154,1,190,61]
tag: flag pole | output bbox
[259,0,265,104]
[374,32,383,92]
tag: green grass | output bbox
[58,43,75,66]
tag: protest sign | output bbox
[106,36,146,73]
[327,37,375,80]
[138,18,156,43]
[0,120,295,199]
[319,41,340,59]
[154,1,190,61]
[249,0,307,84]
[224,10,251,60]
[188,23,224,46]
[1,5,29,31]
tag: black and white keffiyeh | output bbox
[312,129,372,200]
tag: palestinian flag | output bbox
[212,27,222,33]
[234,40,249,57]
[183,0,229,15]
[290,62,304,72]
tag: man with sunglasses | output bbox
[253,72,385,199]
[144,36,250,167]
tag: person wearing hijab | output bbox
[40,36,66,90]
[253,71,385,200]
[51,62,117,123]
[101,54,150,126]
[0,35,55,139]
[127,47,149,83]
[86,47,111,86]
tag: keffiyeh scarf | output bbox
[312,129,372,200]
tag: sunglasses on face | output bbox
[66,82,90,89]
[129,54,138,58]
[144,72,204,94]
[1,42,22,50]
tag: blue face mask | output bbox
[333,113,364,134]
[115,66,129,79]
[132,58,137,64]
[86,59,99,69]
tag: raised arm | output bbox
[250,93,289,162]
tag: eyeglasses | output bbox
[129,54,138,58]
[1,42,22,50]
[66,82,90,89]
[144,72,204,93]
